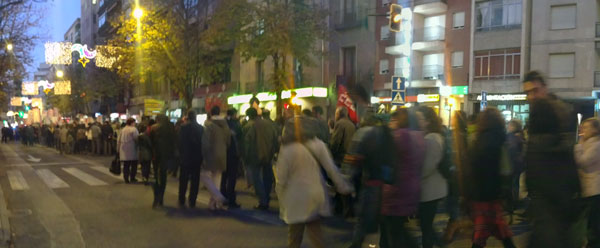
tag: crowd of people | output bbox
[3,70,600,248]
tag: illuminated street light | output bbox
[56,70,64,78]
[133,7,144,19]
[6,43,13,51]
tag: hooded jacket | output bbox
[202,116,231,172]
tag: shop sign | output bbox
[144,99,165,116]
[451,86,468,95]
[417,94,440,103]
[476,94,526,101]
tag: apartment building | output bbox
[528,0,598,118]
[468,0,529,122]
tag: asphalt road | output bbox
[0,143,530,248]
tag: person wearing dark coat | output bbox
[221,109,242,209]
[465,108,516,248]
[178,111,204,208]
[524,71,584,248]
[137,125,153,184]
[243,107,278,210]
[150,114,177,208]
[102,121,114,155]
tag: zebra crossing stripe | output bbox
[62,168,107,186]
[90,166,122,180]
[36,169,69,189]
[7,170,29,190]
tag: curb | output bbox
[0,147,12,248]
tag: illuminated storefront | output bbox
[227,87,329,118]
[470,93,529,123]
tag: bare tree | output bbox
[0,1,43,111]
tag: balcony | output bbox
[414,26,445,42]
[421,65,444,80]
[595,72,600,87]
[414,0,447,16]
[333,10,366,31]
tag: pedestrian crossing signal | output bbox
[389,4,402,32]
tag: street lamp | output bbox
[56,70,64,78]
[133,7,144,19]
[6,43,13,51]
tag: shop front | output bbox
[470,93,529,124]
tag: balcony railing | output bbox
[421,65,444,80]
[415,0,448,5]
[596,22,600,38]
[595,72,600,87]
[333,10,367,31]
[414,26,445,42]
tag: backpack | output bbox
[438,127,454,179]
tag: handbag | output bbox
[110,153,121,175]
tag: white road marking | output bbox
[26,155,41,163]
[90,166,123,180]
[62,168,107,186]
[36,169,69,189]
[9,162,83,167]
[7,170,29,190]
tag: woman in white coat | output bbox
[275,117,352,248]
[575,117,600,247]
[118,118,139,184]
[416,106,448,248]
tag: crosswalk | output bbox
[6,166,121,191]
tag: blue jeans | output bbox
[249,162,274,207]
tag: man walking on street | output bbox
[178,111,204,208]
[221,109,242,209]
[523,71,584,248]
[243,107,278,211]
[330,106,356,217]
[150,114,177,208]
[202,106,230,210]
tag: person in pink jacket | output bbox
[380,108,425,248]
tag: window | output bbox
[551,5,576,30]
[98,13,106,28]
[343,0,356,23]
[453,12,465,29]
[381,26,390,40]
[474,49,521,80]
[379,60,389,75]
[256,60,264,90]
[98,0,103,7]
[382,0,390,7]
[342,47,356,85]
[549,53,575,78]
[452,51,464,68]
[476,0,522,31]
[423,53,444,80]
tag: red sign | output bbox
[337,83,358,123]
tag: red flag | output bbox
[337,83,358,123]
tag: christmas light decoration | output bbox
[39,80,55,94]
[21,82,38,95]
[10,97,22,106]
[53,81,71,95]
[45,42,73,65]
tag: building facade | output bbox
[467,0,529,123]
[528,0,598,118]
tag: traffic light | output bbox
[18,111,23,118]
[24,106,30,111]
[389,4,402,32]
